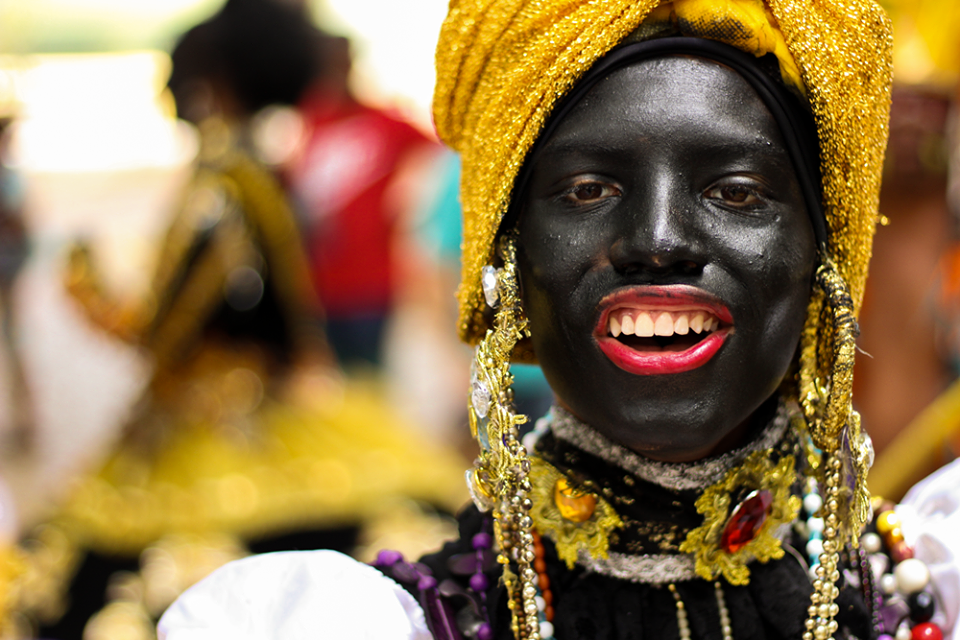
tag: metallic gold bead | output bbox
[875,510,901,535]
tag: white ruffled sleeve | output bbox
[157,550,433,640]
[898,459,960,639]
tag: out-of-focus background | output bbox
[0,1,501,638]
[0,0,958,637]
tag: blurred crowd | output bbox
[0,0,956,637]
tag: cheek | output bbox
[518,212,603,301]
[750,227,816,349]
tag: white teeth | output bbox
[635,312,655,337]
[690,312,705,334]
[654,312,673,336]
[609,309,720,338]
[610,315,622,337]
[674,314,689,335]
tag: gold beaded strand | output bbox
[669,584,692,640]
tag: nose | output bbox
[608,178,706,278]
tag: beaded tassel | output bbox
[465,234,540,640]
[799,258,874,640]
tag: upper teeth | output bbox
[608,310,719,338]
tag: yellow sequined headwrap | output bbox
[435,0,892,346]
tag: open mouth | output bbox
[607,309,721,353]
[594,286,732,375]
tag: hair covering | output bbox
[434,0,893,346]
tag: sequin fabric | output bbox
[433,0,892,349]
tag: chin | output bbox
[550,354,786,462]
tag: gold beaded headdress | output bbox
[436,0,892,638]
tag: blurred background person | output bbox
[284,31,442,370]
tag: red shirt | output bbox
[290,94,431,316]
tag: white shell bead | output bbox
[806,538,824,557]
[894,558,930,594]
[803,493,823,515]
[540,621,555,639]
[860,532,881,554]
[879,573,897,595]
[807,517,825,534]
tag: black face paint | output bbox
[518,56,816,462]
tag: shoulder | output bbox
[158,549,432,640]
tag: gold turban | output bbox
[434,0,893,346]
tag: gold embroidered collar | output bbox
[528,400,805,585]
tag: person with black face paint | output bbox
[158,1,960,639]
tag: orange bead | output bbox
[542,589,553,606]
[534,558,547,573]
[885,527,905,546]
[876,510,901,536]
[538,573,550,591]
[545,605,555,622]
[554,478,597,523]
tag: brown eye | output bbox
[704,180,766,210]
[563,181,619,204]
[719,185,756,204]
[573,184,604,200]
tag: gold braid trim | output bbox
[465,234,543,638]
[799,259,871,543]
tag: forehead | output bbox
[540,55,785,155]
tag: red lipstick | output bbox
[594,285,733,375]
